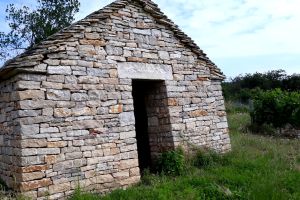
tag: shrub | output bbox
[192,149,229,168]
[250,89,300,132]
[156,148,185,176]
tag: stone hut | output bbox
[0,0,231,199]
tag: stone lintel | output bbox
[117,62,173,80]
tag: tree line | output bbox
[222,70,300,103]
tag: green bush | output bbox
[192,149,229,168]
[156,148,185,176]
[250,89,300,131]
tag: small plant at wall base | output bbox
[156,147,185,176]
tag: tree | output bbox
[0,0,80,61]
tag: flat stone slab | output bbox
[117,62,173,80]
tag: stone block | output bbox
[113,171,130,180]
[20,124,40,135]
[133,29,151,35]
[106,45,123,55]
[15,90,45,100]
[45,155,57,164]
[47,89,71,101]
[47,75,65,83]
[48,66,72,75]
[71,93,89,101]
[44,59,60,65]
[65,152,82,160]
[16,81,40,90]
[18,100,55,110]
[78,60,94,67]
[120,131,136,140]
[88,90,107,101]
[78,76,99,84]
[48,182,71,194]
[40,127,59,133]
[21,172,45,182]
[47,141,67,148]
[118,63,173,80]
[54,108,72,117]
[109,104,123,114]
[158,51,170,60]
[37,148,60,155]
[119,112,135,126]
[42,108,54,116]
[119,159,139,170]
[19,165,49,173]
[20,178,52,192]
[20,139,47,148]
[85,32,100,39]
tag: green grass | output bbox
[71,111,300,200]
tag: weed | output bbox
[156,147,185,176]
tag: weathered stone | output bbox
[20,178,52,192]
[78,76,100,84]
[18,165,49,173]
[20,139,47,148]
[118,63,173,80]
[21,172,45,182]
[54,108,72,117]
[47,89,71,101]
[106,45,123,55]
[48,66,72,75]
[109,104,123,114]
[120,131,136,140]
[44,59,60,65]
[119,159,139,170]
[78,60,93,67]
[48,182,71,194]
[16,81,40,90]
[158,51,170,60]
[119,112,135,126]
[14,90,45,100]
[45,155,57,165]
[18,100,55,109]
[71,93,89,101]
[20,124,40,135]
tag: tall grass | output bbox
[70,110,300,200]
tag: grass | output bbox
[70,111,300,200]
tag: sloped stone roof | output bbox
[0,0,225,80]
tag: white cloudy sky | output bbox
[0,0,299,78]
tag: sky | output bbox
[0,0,299,79]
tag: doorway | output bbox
[132,80,173,172]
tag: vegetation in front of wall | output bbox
[69,110,300,200]
[156,147,185,176]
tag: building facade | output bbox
[0,0,231,199]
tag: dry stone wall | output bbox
[0,1,231,199]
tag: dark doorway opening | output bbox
[132,80,152,172]
[132,80,173,173]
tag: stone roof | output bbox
[0,0,225,80]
